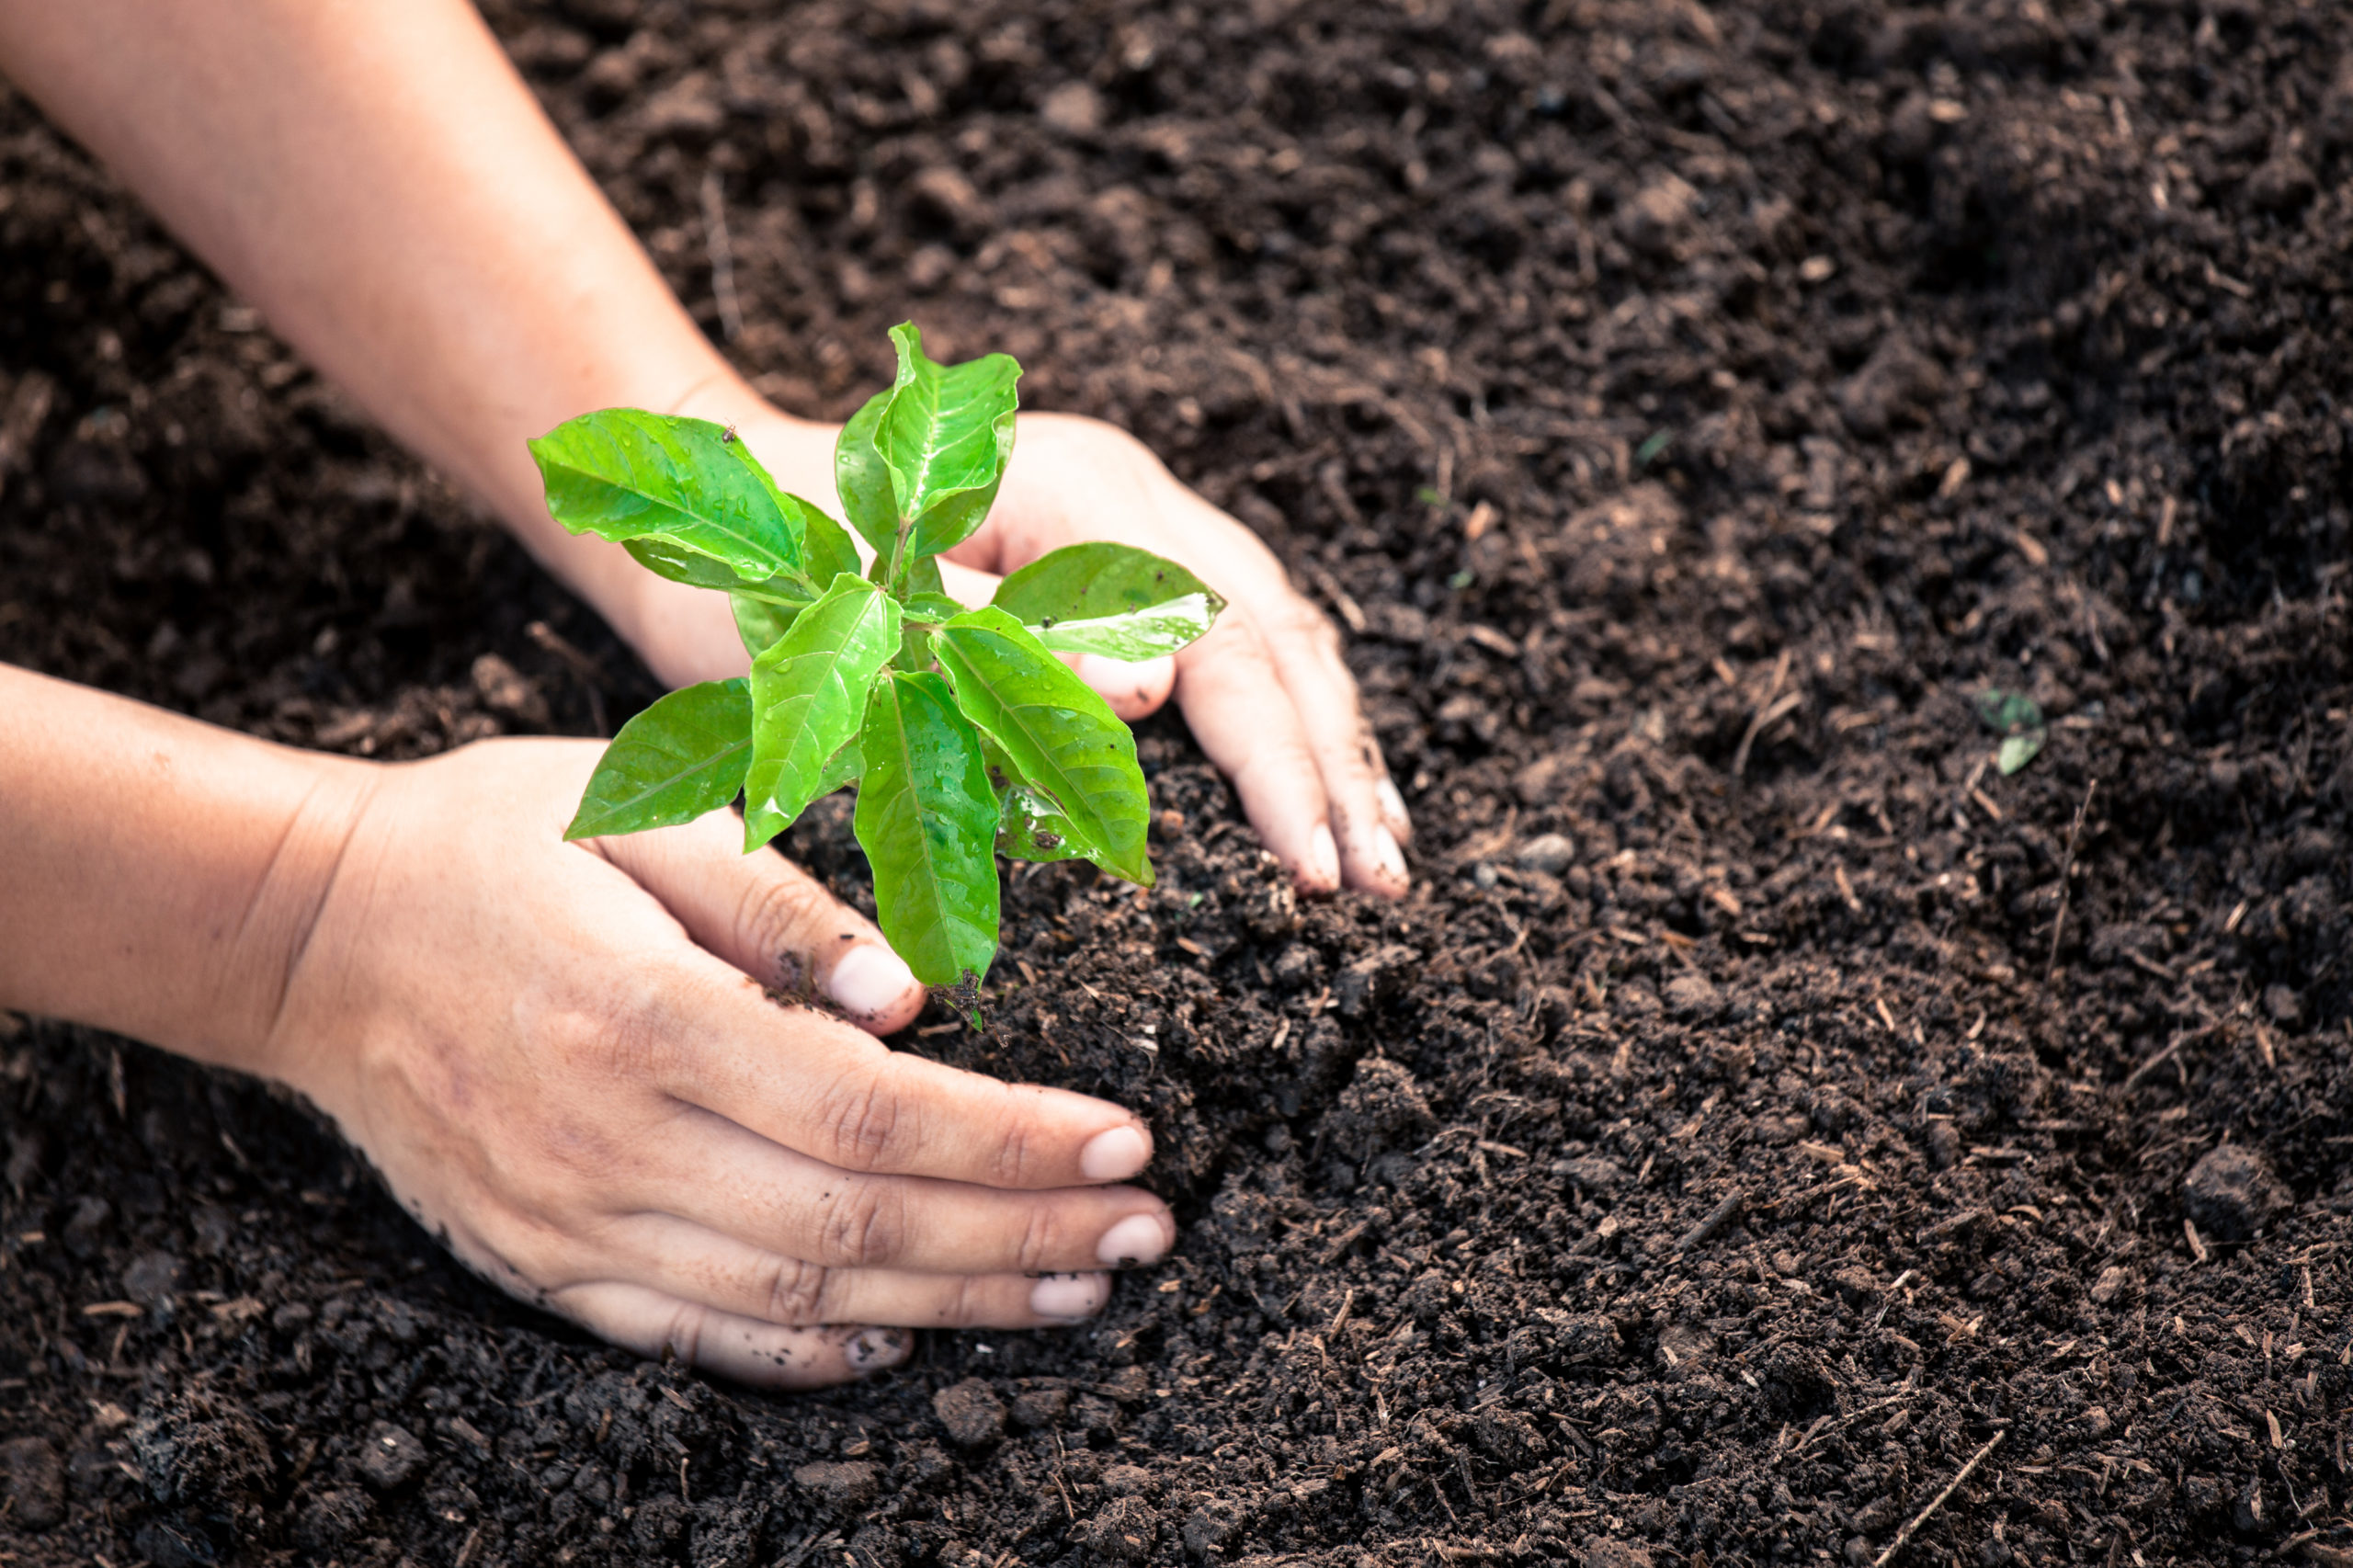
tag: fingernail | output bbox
[1029,1272,1108,1322]
[1377,778,1413,839]
[829,944,918,1017]
[847,1326,909,1372]
[1307,824,1340,890]
[1096,1212,1171,1268]
[1371,824,1410,890]
[1079,1123,1153,1182]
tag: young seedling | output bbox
[1974,689,2046,776]
[526,324,1222,992]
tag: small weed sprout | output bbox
[1974,689,2046,775]
[528,324,1222,989]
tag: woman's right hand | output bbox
[258,736,1173,1388]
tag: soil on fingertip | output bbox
[6,2,2353,1565]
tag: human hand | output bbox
[630,402,1411,900]
[260,738,1174,1388]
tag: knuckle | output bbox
[733,873,832,970]
[817,1180,906,1268]
[985,1110,1044,1189]
[568,968,701,1085]
[659,1301,710,1364]
[480,1214,573,1294]
[760,1256,834,1324]
[1266,598,1342,657]
[819,1068,913,1173]
[945,1271,996,1328]
[1011,1201,1063,1276]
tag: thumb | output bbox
[936,559,1176,721]
[594,809,927,1035]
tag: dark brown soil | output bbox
[6,1,2353,1564]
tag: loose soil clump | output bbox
[6,1,2353,1564]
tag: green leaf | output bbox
[1975,688,2047,775]
[835,389,898,557]
[975,733,1081,862]
[773,490,864,589]
[529,410,806,583]
[854,671,1001,986]
[873,324,1021,567]
[933,607,1153,884]
[991,542,1224,659]
[623,535,755,591]
[564,679,752,840]
[742,575,902,848]
[731,592,801,658]
[903,553,945,598]
[813,735,864,798]
[1030,597,1222,661]
[901,592,970,624]
[999,782,1089,863]
[1974,689,2045,733]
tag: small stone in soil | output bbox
[1661,972,1722,1019]
[358,1422,428,1493]
[2089,1265,2137,1307]
[1083,1494,1160,1563]
[1008,1386,1070,1430]
[2181,1143,2288,1242]
[0,1436,65,1530]
[932,1378,1006,1447]
[1516,831,1576,873]
[122,1248,183,1305]
[1923,1119,1962,1168]
[1101,1462,1154,1495]
[792,1460,879,1509]
[62,1194,111,1257]
[1555,1153,1629,1191]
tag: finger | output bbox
[936,558,1000,608]
[600,1212,1121,1329]
[1377,772,1415,845]
[1245,593,1409,897]
[659,970,1157,1189]
[642,1105,1173,1276]
[938,560,1176,719]
[596,810,926,1035]
[1168,613,1340,893]
[549,1280,912,1390]
[1070,653,1175,721]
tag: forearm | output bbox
[0,0,790,629]
[0,663,369,1074]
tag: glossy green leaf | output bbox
[731,592,801,658]
[903,553,945,598]
[742,575,902,849]
[624,535,753,591]
[1996,731,2046,776]
[835,389,898,557]
[992,542,1223,659]
[813,736,864,799]
[529,410,806,583]
[854,671,1001,986]
[874,324,1021,567]
[775,490,864,589]
[901,593,970,625]
[999,782,1089,863]
[1030,595,1222,661]
[934,607,1153,884]
[564,679,752,840]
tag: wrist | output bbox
[0,666,377,1080]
